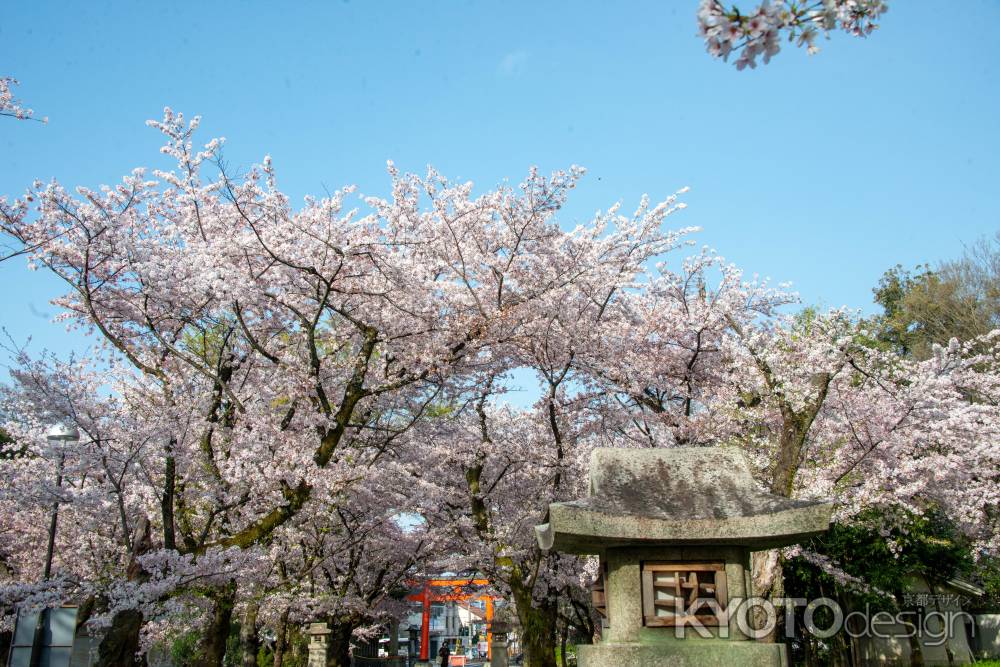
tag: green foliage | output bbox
[223,623,242,667]
[555,643,578,666]
[0,427,24,460]
[165,620,241,667]
[254,628,308,667]
[169,630,201,666]
[970,554,1000,612]
[786,508,974,609]
[180,320,235,366]
[872,236,1000,359]
[168,620,274,667]
[424,401,458,419]
[873,264,965,359]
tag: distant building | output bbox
[6,606,97,667]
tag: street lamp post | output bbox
[41,423,78,579]
[28,422,80,667]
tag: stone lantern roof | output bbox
[536,446,832,554]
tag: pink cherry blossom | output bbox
[0,77,46,123]
[697,0,889,69]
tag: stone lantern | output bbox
[535,447,832,667]
[306,622,331,667]
[488,618,512,667]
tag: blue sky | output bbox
[2,0,999,363]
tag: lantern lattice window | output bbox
[641,562,728,627]
[591,560,608,620]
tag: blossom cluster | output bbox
[0,76,45,122]
[697,0,888,69]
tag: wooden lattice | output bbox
[591,560,608,619]
[641,562,728,627]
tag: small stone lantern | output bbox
[535,447,832,667]
[306,622,331,667]
[488,618,512,667]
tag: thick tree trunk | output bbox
[905,626,925,667]
[96,517,153,667]
[770,421,806,497]
[751,550,784,643]
[831,628,854,667]
[511,581,558,667]
[240,601,260,667]
[0,628,10,663]
[96,609,147,667]
[802,618,816,667]
[326,618,355,667]
[192,583,236,667]
[519,618,558,667]
[273,607,290,667]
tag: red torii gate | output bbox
[406,576,496,662]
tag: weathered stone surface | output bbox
[577,640,787,667]
[536,447,832,553]
[489,638,509,667]
[602,546,752,643]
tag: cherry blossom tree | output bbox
[1,108,689,664]
[726,312,1000,551]
[2,106,997,667]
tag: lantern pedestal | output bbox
[577,640,786,667]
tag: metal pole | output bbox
[42,451,65,579]
[30,425,78,667]
[31,451,65,667]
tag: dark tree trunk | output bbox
[240,600,260,667]
[802,618,816,667]
[160,446,176,551]
[326,619,355,667]
[192,583,236,667]
[96,517,152,667]
[906,628,925,667]
[273,607,290,667]
[511,581,558,667]
[831,623,854,666]
[97,609,147,667]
